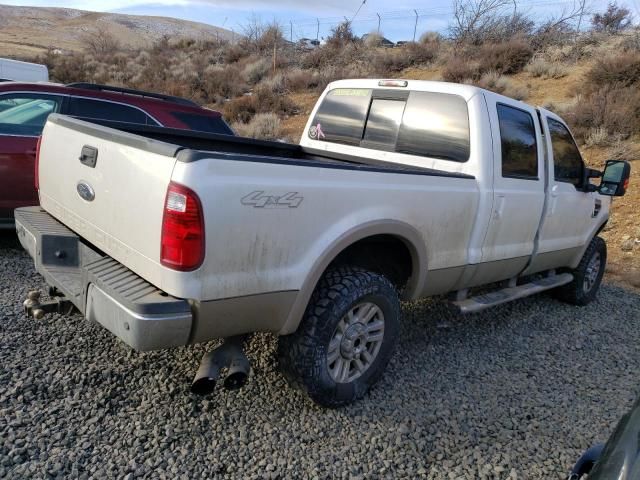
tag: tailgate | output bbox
[38,114,181,288]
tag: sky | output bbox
[2,0,638,41]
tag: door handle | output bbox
[493,195,506,220]
[549,185,559,216]
[79,145,98,168]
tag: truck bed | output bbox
[74,116,474,180]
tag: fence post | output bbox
[413,10,419,42]
[377,13,381,35]
[316,18,320,42]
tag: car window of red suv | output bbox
[68,97,160,126]
[170,111,234,135]
[0,93,63,136]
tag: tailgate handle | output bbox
[79,145,98,168]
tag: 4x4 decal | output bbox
[241,191,303,209]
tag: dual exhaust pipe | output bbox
[191,335,251,395]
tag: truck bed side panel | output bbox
[170,155,479,302]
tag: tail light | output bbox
[160,182,205,271]
[34,135,42,190]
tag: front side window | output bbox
[548,118,583,187]
[497,104,538,179]
[68,97,155,125]
[0,93,63,136]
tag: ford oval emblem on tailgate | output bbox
[77,181,95,202]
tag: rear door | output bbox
[0,92,63,220]
[535,111,596,258]
[479,96,546,278]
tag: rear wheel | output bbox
[553,236,606,306]
[278,267,400,408]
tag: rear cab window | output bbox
[309,88,470,163]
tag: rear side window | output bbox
[309,88,372,145]
[0,93,63,136]
[396,92,470,162]
[548,118,583,187]
[497,104,538,179]
[68,98,156,125]
[172,111,234,135]
[310,88,470,163]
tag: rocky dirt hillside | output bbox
[0,4,233,58]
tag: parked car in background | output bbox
[361,34,395,47]
[0,81,232,227]
[298,38,320,50]
[0,58,48,82]
[15,79,630,407]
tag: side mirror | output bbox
[598,160,631,197]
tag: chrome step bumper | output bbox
[15,206,192,351]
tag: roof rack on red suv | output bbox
[65,82,199,108]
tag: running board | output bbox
[451,273,574,314]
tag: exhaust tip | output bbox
[223,371,248,390]
[191,377,216,395]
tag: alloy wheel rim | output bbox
[327,302,385,383]
[583,251,601,293]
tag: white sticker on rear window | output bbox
[330,88,370,97]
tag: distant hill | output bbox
[0,4,234,58]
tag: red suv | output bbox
[0,82,232,227]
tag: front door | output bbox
[477,97,546,283]
[534,111,596,260]
[0,92,63,221]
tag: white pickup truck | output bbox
[15,79,631,407]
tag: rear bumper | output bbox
[15,206,193,351]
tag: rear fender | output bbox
[278,219,427,335]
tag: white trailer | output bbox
[0,58,49,82]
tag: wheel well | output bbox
[329,234,413,289]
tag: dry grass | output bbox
[524,58,568,79]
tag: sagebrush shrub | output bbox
[442,57,480,82]
[524,58,568,79]
[475,71,529,100]
[232,113,282,140]
[476,38,533,74]
[564,86,640,142]
[586,53,640,91]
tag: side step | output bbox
[451,273,574,314]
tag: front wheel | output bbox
[553,236,607,306]
[278,267,400,408]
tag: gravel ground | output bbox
[1,231,640,480]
